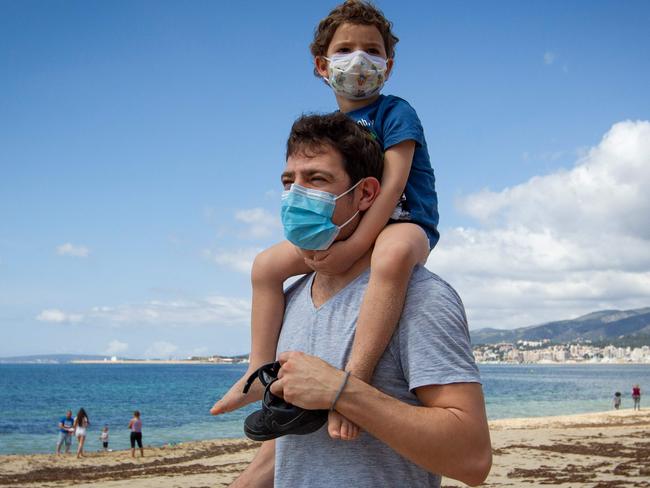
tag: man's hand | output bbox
[302,240,363,276]
[270,351,346,410]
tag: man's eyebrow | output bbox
[281,169,335,180]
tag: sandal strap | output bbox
[242,361,282,394]
[242,368,260,394]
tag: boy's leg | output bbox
[211,241,312,415]
[329,223,429,440]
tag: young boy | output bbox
[100,425,109,451]
[211,0,439,441]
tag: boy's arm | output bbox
[348,140,415,250]
[229,440,275,488]
[306,140,415,274]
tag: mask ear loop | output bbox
[334,178,364,201]
[337,210,360,230]
[335,178,364,230]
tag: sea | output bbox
[0,363,648,455]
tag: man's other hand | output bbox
[271,352,347,411]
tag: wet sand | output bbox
[1,409,649,487]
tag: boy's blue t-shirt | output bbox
[346,94,439,248]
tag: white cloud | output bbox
[145,341,178,359]
[105,340,128,355]
[36,308,83,323]
[429,120,650,329]
[235,207,280,239]
[56,243,90,257]
[50,295,252,328]
[543,51,556,65]
[204,247,262,274]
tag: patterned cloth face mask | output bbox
[324,50,388,100]
[281,180,363,250]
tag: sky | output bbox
[1,0,649,358]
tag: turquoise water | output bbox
[0,363,648,455]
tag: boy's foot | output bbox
[327,410,360,440]
[210,370,265,415]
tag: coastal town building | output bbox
[473,342,650,364]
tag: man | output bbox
[56,410,74,455]
[232,113,491,487]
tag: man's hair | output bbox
[286,112,383,184]
[310,0,399,77]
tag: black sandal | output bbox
[242,362,327,441]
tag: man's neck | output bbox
[311,248,372,308]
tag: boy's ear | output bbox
[385,58,394,80]
[315,56,329,78]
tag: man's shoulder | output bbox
[408,266,459,297]
[403,266,466,321]
[284,273,313,301]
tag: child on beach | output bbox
[211,0,439,441]
[613,392,621,410]
[100,425,109,451]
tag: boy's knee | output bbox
[252,249,275,284]
[372,240,418,277]
[251,247,290,285]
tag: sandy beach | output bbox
[1,409,648,487]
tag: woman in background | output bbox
[128,410,144,458]
[632,384,641,411]
[73,408,90,458]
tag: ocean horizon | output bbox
[1,363,648,455]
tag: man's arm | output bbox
[272,352,492,487]
[229,440,275,488]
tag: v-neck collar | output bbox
[307,267,371,312]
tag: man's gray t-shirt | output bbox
[274,265,480,488]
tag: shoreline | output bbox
[1,409,649,487]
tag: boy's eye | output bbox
[336,47,351,54]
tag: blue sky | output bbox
[1,0,649,358]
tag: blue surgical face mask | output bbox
[281,180,363,250]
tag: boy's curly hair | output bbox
[286,112,383,184]
[310,0,399,77]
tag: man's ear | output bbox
[358,177,381,211]
[315,56,329,78]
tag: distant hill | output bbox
[471,307,650,345]
[0,354,110,364]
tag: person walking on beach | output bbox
[613,392,622,410]
[128,410,144,458]
[100,425,110,451]
[632,384,641,410]
[73,408,90,458]
[55,409,74,455]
